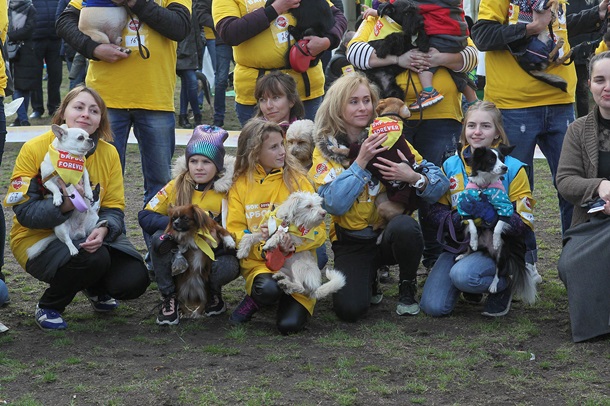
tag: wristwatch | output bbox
[411,174,426,189]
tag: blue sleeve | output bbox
[317,162,370,215]
[485,188,514,218]
[138,209,170,236]
[416,159,450,204]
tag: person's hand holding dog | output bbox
[354,133,388,170]
[270,0,300,15]
[397,49,430,73]
[458,194,498,227]
[80,226,108,253]
[373,149,425,187]
[526,6,552,36]
[93,43,131,63]
[302,35,331,56]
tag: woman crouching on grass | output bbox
[309,73,449,322]
[138,125,240,325]
[3,85,150,331]
[226,119,327,334]
[420,101,535,318]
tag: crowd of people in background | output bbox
[1,0,610,343]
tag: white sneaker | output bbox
[526,263,543,284]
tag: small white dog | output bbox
[27,124,104,258]
[237,191,345,299]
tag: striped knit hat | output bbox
[185,125,228,171]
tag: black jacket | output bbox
[8,3,38,90]
[32,0,60,40]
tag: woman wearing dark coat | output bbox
[7,0,36,126]
[176,0,205,129]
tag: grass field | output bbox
[1,68,609,405]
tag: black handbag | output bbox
[0,39,14,97]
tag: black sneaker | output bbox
[205,294,226,316]
[481,288,513,317]
[157,294,179,325]
[229,295,259,325]
[396,279,420,316]
[462,292,484,305]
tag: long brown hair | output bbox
[234,119,305,192]
[52,85,113,142]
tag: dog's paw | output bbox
[455,254,465,261]
[223,235,236,249]
[469,239,478,251]
[277,278,296,294]
[492,233,503,251]
[488,275,500,294]
[53,193,64,207]
[236,244,250,259]
[67,244,80,256]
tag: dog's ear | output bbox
[51,124,67,140]
[498,144,516,158]
[376,99,388,115]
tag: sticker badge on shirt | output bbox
[4,176,31,206]
[271,14,294,47]
[125,18,146,49]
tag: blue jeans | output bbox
[236,96,323,127]
[0,280,8,307]
[213,43,233,125]
[205,40,217,72]
[0,98,5,272]
[108,109,175,205]
[403,118,461,268]
[13,90,30,123]
[177,69,201,116]
[500,105,574,233]
[420,251,508,317]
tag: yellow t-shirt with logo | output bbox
[478,0,576,108]
[69,0,191,111]
[212,0,332,104]
[351,16,465,121]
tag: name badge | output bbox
[125,35,146,47]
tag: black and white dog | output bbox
[457,145,537,305]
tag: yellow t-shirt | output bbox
[5,131,125,269]
[0,2,8,97]
[227,166,326,314]
[351,16,465,121]
[69,0,191,111]
[212,0,332,104]
[477,0,576,108]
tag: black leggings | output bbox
[39,247,149,312]
[251,273,310,335]
[332,214,423,322]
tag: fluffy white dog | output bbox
[78,3,129,49]
[27,124,105,258]
[237,191,345,299]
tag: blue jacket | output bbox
[33,0,60,40]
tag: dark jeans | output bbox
[250,273,310,334]
[177,69,201,116]
[331,215,424,322]
[39,247,149,312]
[213,43,233,126]
[31,38,63,116]
[0,97,5,271]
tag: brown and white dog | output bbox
[165,204,235,318]
[285,119,315,170]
